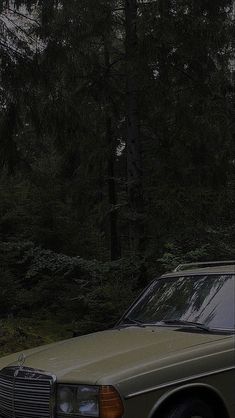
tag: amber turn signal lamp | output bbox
[99,386,124,418]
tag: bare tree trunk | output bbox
[125,0,145,255]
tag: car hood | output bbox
[0,326,230,385]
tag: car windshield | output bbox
[124,274,235,332]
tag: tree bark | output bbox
[104,36,121,260]
[231,4,235,226]
[125,0,145,255]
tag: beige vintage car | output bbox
[0,261,234,418]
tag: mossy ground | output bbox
[0,318,74,357]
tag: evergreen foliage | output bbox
[0,0,234,353]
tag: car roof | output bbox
[162,263,235,278]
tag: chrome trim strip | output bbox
[162,271,235,277]
[125,366,235,399]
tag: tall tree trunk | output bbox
[125,0,145,255]
[231,3,235,236]
[104,36,121,260]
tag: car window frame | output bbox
[116,273,235,333]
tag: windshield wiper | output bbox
[162,319,211,333]
[118,317,146,328]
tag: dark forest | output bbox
[0,0,234,354]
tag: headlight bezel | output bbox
[57,384,100,417]
[56,384,124,418]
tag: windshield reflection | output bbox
[125,274,235,331]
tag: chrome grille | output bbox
[0,367,56,418]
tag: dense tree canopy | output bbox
[0,0,234,352]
